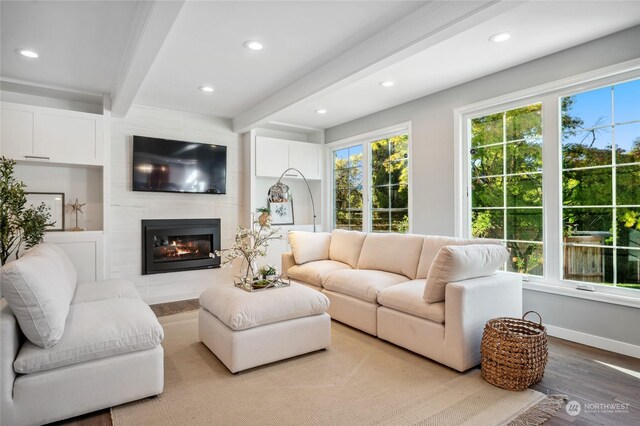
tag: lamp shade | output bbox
[268,181,291,203]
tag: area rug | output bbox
[111,311,564,425]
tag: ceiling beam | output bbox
[111,0,185,117]
[232,0,525,133]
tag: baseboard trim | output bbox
[546,325,640,359]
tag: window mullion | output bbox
[363,142,371,233]
[542,94,561,282]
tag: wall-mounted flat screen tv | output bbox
[132,136,226,194]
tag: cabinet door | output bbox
[0,106,35,159]
[38,112,103,165]
[289,142,321,180]
[43,233,104,282]
[256,137,289,178]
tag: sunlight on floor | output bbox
[594,360,640,380]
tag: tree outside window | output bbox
[470,103,543,275]
[370,134,409,232]
[333,133,410,233]
[561,79,640,289]
[334,145,363,230]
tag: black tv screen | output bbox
[132,136,226,194]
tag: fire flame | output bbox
[171,241,198,256]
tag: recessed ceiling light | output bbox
[489,32,511,43]
[316,109,327,114]
[380,80,396,87]
[16,48,39,58]
[244,40,264,51]
[199,86,214,93]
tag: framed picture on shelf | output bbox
[269,201,294,225]
[25,192,65,231]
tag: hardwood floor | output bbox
[149,298,199,317]
[55,300,639,426]
[532,338,640,425]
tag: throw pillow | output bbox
[289,231,331,264]
[329,229,367,268]
[423,244,509,303]
[1,243,78,348]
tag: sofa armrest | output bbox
[1,299,22,426]
[443,272,522,371]
[281,252,296,278]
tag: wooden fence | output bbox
[564,236,605,283]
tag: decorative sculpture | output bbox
[66,198,86,231]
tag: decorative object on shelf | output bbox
[67,198,86,231]
[268,201,294,225]
[256,207,270,226]
[25,192,65,232]
[215,215,281,290]
[0,156,52,265]
[268,167,316,231]
[481,310,548,391]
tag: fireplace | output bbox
[141,219,221,275]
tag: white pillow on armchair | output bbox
[423,244,509,303]
[289,231,331,264]
[0,243,77,348]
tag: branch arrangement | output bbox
[215,217,281,283]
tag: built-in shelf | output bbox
[1,90,110,281]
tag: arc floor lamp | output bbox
[268,168,317,232]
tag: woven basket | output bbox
[481,311,548,391]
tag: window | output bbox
[460,75,640,295]
[561,80,640,289]
[371,135,409,232]
[332,131,410,233]
[333,145,364,230]
[469,104,543,275]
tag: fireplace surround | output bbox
[141,218,221,275]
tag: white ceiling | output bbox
[134,1,427,118]
[0,0,143,94]
[1,1,639,131]
[271,0,640,128]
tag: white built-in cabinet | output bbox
[249,129,325,268]
[1,102,104,166]
[255,136,322,180]
[1,100,108,281]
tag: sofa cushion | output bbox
[199,282,329,331]
[357,233,424,279]
[322,269,408,303]
[13,298,164,374]
[289,231,331,265]
[1,243,77,348]
[423,244,509,303]
[416,236,502,279]
[71,279,141,304]
[378,280,445,323]
[287,260,351,287]
[329,229,366,268]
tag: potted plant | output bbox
[259,264,278,281]
[215,217,281,289]
[256,207,270,226]
[0,157,52,265]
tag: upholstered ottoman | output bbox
[198,282,331,373]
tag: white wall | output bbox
[109,104,246,304]
[325,26,640,351]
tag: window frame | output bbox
[466,101,545,276]
[454,60,640,302]
[326,122,412,233]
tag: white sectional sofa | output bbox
[1,244,164,426]
[282,229,522,372]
